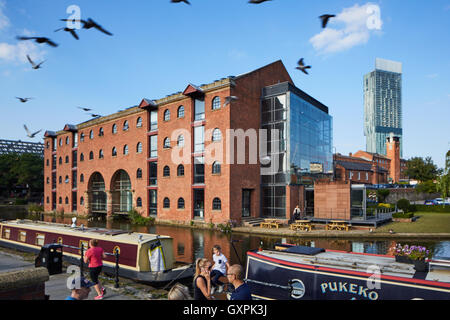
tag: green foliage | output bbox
[28,203,44,213]
[217,222,233,234]
[413,205,450,213]
[405,156,442,182]
[14,198,28,205]
[397,198,411,213]
[392,212,414,219]
[376,189,390,202]
[415,180,438,194]
[437,174,450,203]
[128,208,154,226]
[190,220,194,226]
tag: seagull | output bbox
[223,96,238,107]
[319,14,336,28]
[54,27,79,40]
[60,18,113,36]
[296,58,311,75]
[16,97,33,103]
[249,0,271,3]
[26,55,46,70]
[90,113,101,118]
[77,107,92,112]
[23,124,42,138]
[171,0,191,4]
[16,36,58,47]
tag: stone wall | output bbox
[385,189,440,203]
[0,267,49,300]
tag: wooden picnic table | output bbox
[326,220,351,231]
[290,220,312,232]
[260,219,282,229]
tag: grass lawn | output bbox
[376,212,450,233]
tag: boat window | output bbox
[19,230,27,242]
[36,233,45,246]
[3,228,10,239]
[113,246,121,255]
[57,237,63,245]
[79,240,89,254]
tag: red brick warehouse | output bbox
[43,60,333,225]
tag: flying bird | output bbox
[171,0,191,4]
[77,107,92,112]
[60,18,113,36]
[296,58,311,75]
[16,36,58,47]
[26,55,46,70]
[23,125,42,138]
[16,97,33,103]
[249,0,271,3]
[54,27,79,40]
[319,14,335,28]
[90,113,101,118]
[223,96,238,107]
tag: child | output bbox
[210,245,230,294]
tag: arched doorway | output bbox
[88,172,107,214]
[111,170,132,214]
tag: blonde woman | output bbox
[168,283,192,300]
[193,258,212,300]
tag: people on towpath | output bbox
[84,239,107,300]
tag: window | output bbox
[366,172,369,181]
[195,98,205,120]
[65,137,70,145]
[149,162,157,185]
[57,237,63,245]
[150,110,158,131]
[123,121,129,131]
[212,128,222,142]
[136,117,143,128]
[89,130,94,139]
[35,234,45,246]
[137,168,143,179]
[194,157,204,184]
[80,197,84,205]
[46,141,50,149]
[65,196,69,204]
[163,166,170,177]
[194,126,204,153]
[80,153,84,162]
[163,197,170,208]
[177,165,184,177]
[59,176,62,184]
[19,231,26,242]
[178,198,185,209]
[164,109,170,121]
[65,156,69,163]
[150,135,157,158]
[79,240,89,254]
[177,135,184,148]
[99,127,104,136]
[213,198,221,210]
[212,96,221,110]
[80,133,85,142]
[65,175,69,184]
[123,145,129,155]
[178,106,185,118]
[113,246,121,255]
[59,197,62,204]
[3,228,10,239]
[59,138,63,146]
[358,172,361,180]
[112,147,117,157]
[99,149,104,159]
[59,157,62,165]
[89,151,94,160]
[80,174,84,183]
[136,197,142,207]
[163,137,171,149]
[47,177,50,184]
[46,159,49,166]
[46,197,49,203]
[112,124,118,134]
[212,162,221,174]
[136,142,143,154]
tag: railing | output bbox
[58,243,120,288]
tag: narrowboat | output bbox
[245,243,450,300]
[0,219,194,284]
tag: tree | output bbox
[405,156,442,182]
[377,189,390,203]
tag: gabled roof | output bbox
[63,124,77,132]
[139,98,157,109]
[183,83,204,97]
[44,131,57,138]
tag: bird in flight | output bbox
[171,0,191,4]
[77,107,92,112]
[55,27,79,40]
[60,18,113,36]
[23,125,42,138]
[26,55,46,70]
[16,36,58,47]
[90,113,101,118]
[249,0,271,3]
[223,96,238,107]
[16,97,34,103]
[319,14,335,28]
[296,58,311,75]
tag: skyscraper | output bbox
[364,58,403,157]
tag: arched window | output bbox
[65,136,70,145]
[212,128,222,142]
[59,197,62,204]
[89,151,94,160]
[65,175,69,184]
[164,109,170,121]
[177,165,184,177]
[59,176,62,184]
[137,168,143,179]
[46,159,49,166]
[213,198,221,210]
[212,96,221,110]
[80,153,84,162]
[65,197,69,204]
[163,137,171,149]
[65,156,69,163]
[212,161,221,174]
[80,174,84,183]
[163,166,170,177]
[136,117,143,128]
[163,197,170,208]
[123,145,129,155]
[46,141,50,149]
[176,135,184,148]
[136,197,142,207]
[123,120,129,131]
[80,133,85,142]
[177,106,185,118]
[178,198,185,209]
[80,197,84,205]
[46,197,49,204]
[99,127,104,136]
[89,130,94,139]
[59,157,62,165]
[112,147,117,157]
[112,124,118,134]
[46,177,50,184]
[59,138,63,146]
[99,149,104,159]
[136,142,143,153]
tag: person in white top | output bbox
[210,245,230,294]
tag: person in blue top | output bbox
[65,275,95,300]
[226,264,252,300]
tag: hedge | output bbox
[411,204,450,213]
[392,212,414,219]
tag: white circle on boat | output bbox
[290,279,306,299]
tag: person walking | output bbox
[210,245,230,294]
[226,264,252,300]
[193,258,213,300]
[84,239,107,300]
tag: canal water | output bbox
[1,207,448,268]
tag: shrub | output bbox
[397,198,411,213]
[28,203,44,213]
[392,212,414,219]
[14,198,28,205]
[413,204,450,213]
[128,208,154,226]
[377,189,390,202]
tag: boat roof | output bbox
[0,220,170,245]
[255,246,450,284]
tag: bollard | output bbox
[114,248,120,288]
[80,243,84,277]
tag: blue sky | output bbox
[0,0,449,168]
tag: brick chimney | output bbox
[386,133,400,183]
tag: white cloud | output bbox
[310,3,383,55]
[0,0,10,31]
